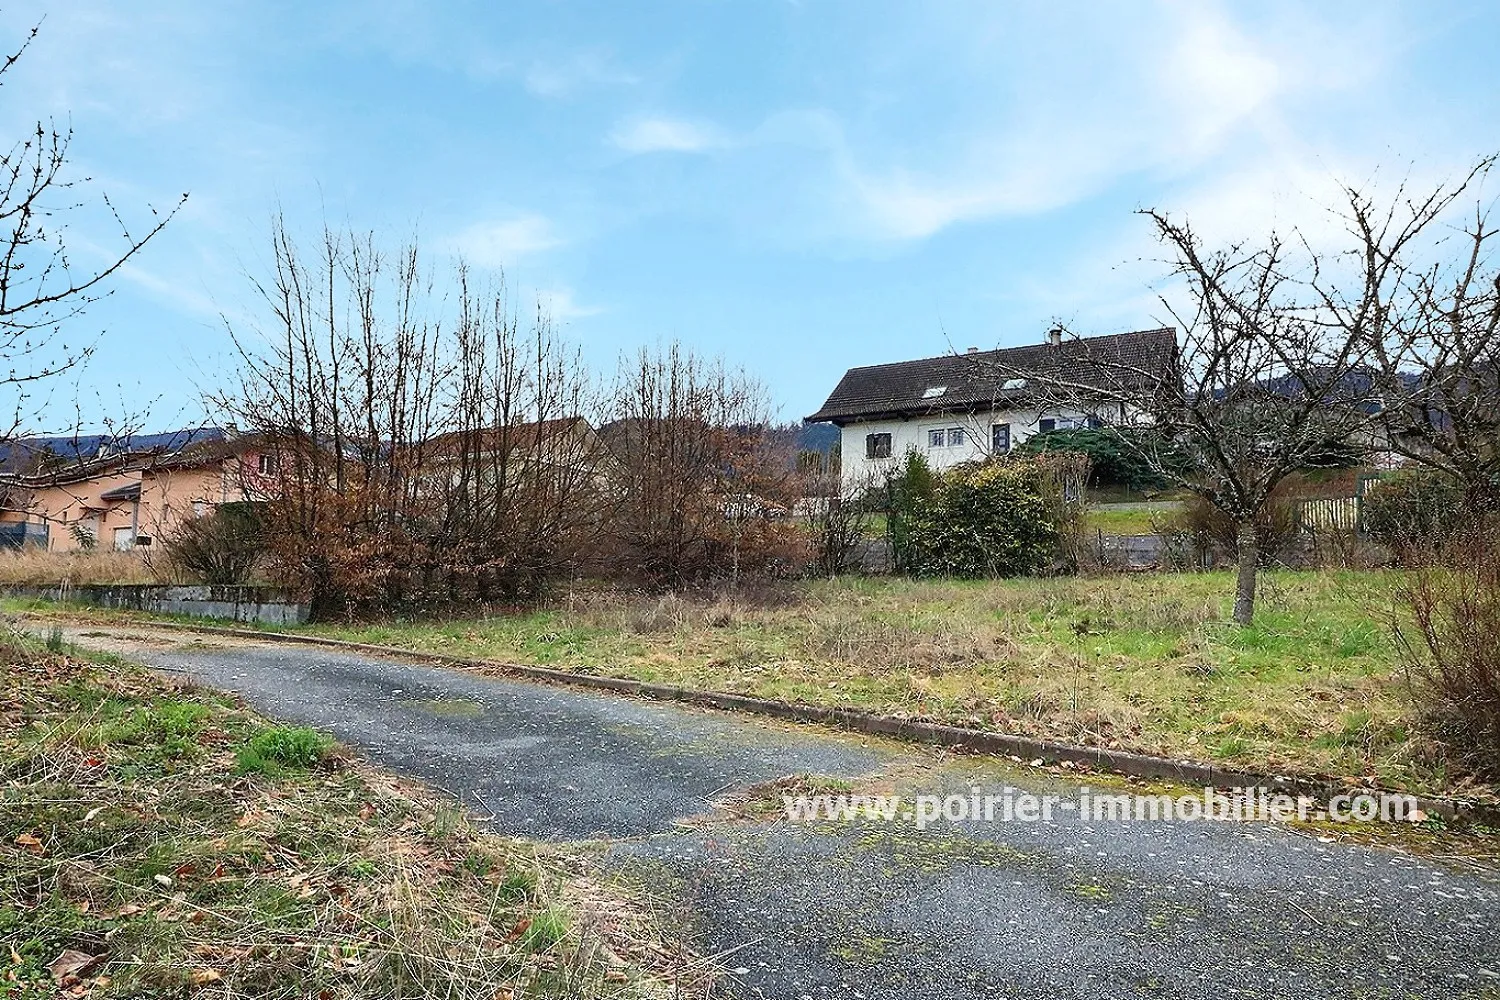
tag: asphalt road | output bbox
[58,625,1500,999]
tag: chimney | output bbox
[1047,325,1064,347]
[966,346,978,354]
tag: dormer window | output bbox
[922,386,947,399]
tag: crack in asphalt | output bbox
[55,626,1500,999]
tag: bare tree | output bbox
[1320,156,1500,506]
[216,217,611,617]
[801,457,877,578]
[1000,211,1388,624]
[607,343,790,588]
[433,269,613,599]
[215,218,447,617]
[0,21,185,440]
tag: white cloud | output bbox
[609,116,728,154]
[524,50,638,98]
[818,2,1394,243]
[1157,3,1282,161]
[451,214,563,268]
[539,287,603,321]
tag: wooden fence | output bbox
[1298,496,1361,532]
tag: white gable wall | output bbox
[837,406,1102,491]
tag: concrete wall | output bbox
[7,583,308,625]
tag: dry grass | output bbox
[0,548,168,586]
[239,570,1486,798]
[0,640,708,999]
[12,569,1480,797]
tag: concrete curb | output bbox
[103,616,1498,825]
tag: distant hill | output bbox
[795,422,839,455]
[0,427,229,474]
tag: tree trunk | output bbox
[1233,523,1259,625]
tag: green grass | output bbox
[265,570,1461,794]
[235,725,334,775]
[1085,506,1170,535]
[5,568,1472,796]
[0,646,693,999]
[518,907,571,952]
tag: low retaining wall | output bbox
[1097,533,1165,569]
[6,584,308,625]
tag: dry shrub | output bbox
[161,502,264,585]
[1363,468,1470,566]
[702,600,736,628]
[1395,531,1500,779]
[1165,487,1300,566]
[0,548,165,586]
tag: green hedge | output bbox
[1015,428,1172,491]
[893,457,1059,577]
[1363,469,1468,562]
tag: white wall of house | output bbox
[837,406,1102,491]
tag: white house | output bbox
[806,326,1178,490]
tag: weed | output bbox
[423,801,467,841]
[518,906,570,952]
[497,868,538,902]
[236,725,332,774]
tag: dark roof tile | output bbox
[806,328,1177,423]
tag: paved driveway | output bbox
[58,625,1500,999]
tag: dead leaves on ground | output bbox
[4,647,706,999]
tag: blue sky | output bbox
[1,0,1497,431]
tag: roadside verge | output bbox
[53,614,1500,826]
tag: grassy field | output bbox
[1084,503,1179,536]
[8,568,1477,798]
[233,569,1469,797]
[0,638,697,999]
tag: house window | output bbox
[1038,418,1056,433]
[1086,414,1103,429]
[928,429,946,448]
[992,423,1011,453]
[258,452,279,476]
[947,428,966,447]
[865,433,892,459]
[192,500,209,518]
